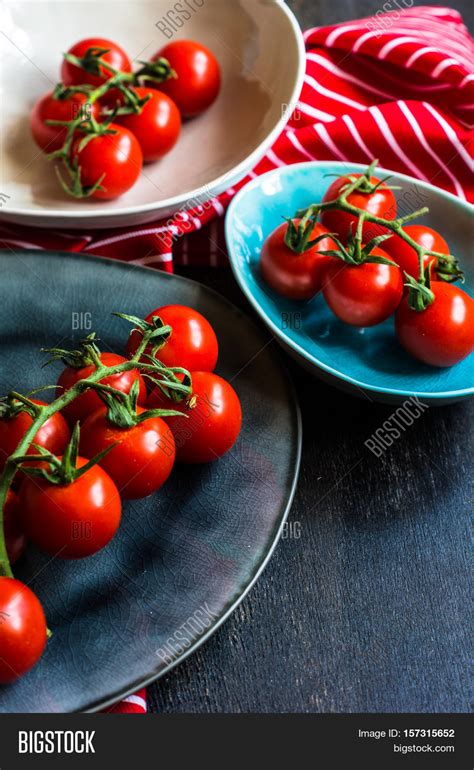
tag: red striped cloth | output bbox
[104,689,147,714]
[1,6,472,714]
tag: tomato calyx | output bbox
[135,57,177,86]
[63,45,116,79]
[63,48,176,87]
[0,392,44,421]
[318,218,397,267]
[145,367,193,404]
[115,312,174,362]
[324,159,401,197]
[43,332,102,370]
[114,312,172,349]
[102,87,152,118]
[429,253,464,284]
[404,267,436,312]
[13,423,114,486]
[91,379,185,429]
[284,210,336,255]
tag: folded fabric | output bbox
[0,5,471,714]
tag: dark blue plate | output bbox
[0,251,301,713]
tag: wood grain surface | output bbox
[147,0,472,714]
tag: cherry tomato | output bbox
[70,124,143,200]
[0,578,47,683]
[395,283,474,367]
[127,305,218,372]
[152,40,221,118]
[382,225,450,280]
[30,91,100,153]
[61,37,132,88]
[80,406,175,499]
[4,490,27,565]
[113,87,181,163]
[323,249,403,326]
[57,353,147,426]
[260,220,337,300]
[19,457,121,559]
[0,400,70,474]
[320,175,396,243]
[148,371,241,464]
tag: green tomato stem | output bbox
[299,174,447,286]
[0,323,190,578]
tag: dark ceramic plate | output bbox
[0,251,301,713]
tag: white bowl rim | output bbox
[2,0,306,224]
[225,160,474,400]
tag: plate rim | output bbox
[225,160,474,401]
[0,248,303,713]
[0,0,306,227]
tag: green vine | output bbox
[0,313,191,578]
[47,48,176,198]
[292,159,464,311]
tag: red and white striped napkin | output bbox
[1,5,472,713]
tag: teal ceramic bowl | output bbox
[225,162,473,405]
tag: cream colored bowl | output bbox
[0,0,305,229]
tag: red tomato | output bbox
[30,91,100,153]
[80,406,176,499]
[4,490,27,565]
[127,305,218,372]
[0,399,70,474]
[70,124,143,200]
[321,175,397,243]
[19,457,121,558]
[148,371,241,464]
[114,87,181,162]
[57,353,147,426]
[323,249,404,326]
[395,283,474,367]
[152,40,220,117]
[0,578,47,683]
[382,225,450,280]
[260,220,337,300]
[61,37,132,87]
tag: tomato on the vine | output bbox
[70,124,143,200]
[0,399,70,474]
[152,40,221,117]
[127,305,218,372]
[260,220,337,300]
[0,578,47,683]
[19,457,122,559]
[80,406,176,499]
[4,490,27,565]
[61,37,132,87]
[323,249,404,326]
[382,225,452,281]
[148,371,241,464]
[57,353,147,426]
[113,87,181,162]
[395,283,474,367]
[321,174,396,243]
[30,91,100,153]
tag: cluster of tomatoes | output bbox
[260,170,474,368]
[0,305,241,683]
[30,37,221,199]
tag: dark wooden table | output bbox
[148,0,472,714]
